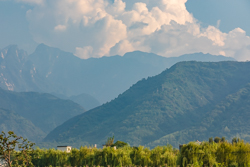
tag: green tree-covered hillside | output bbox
[149,83,250,148]
[44,61,250,147]
[0,108,45,142]
[0,88,86,142]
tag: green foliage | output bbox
[0,131,35,167]
[112,141,128,148]
[179,139,250,167]
[104,136,114,147]
[209,137,213,143]
[2,138,249,167]
[214,137,221,143]
[30,145,179,167]
[232,137,241,144]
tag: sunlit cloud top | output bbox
[7,0,250,61]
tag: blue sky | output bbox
[0,0,250,61]
[186,0,250,35]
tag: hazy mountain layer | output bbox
[44,61,250,147]
[1,44,235,105]
[0,87,85,137]
[51,92,101,111]
[69,94,101,111]
[0,45,54,92]
[28,44,235,103]
[0,108,45,142]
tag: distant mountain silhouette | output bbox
[51,92,101,111]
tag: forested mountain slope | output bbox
[0,108,45,142]
[148,83,250,148]
[0,88,85,141]
[44,61,250,147]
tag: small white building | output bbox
[57,146,72,153]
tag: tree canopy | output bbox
[0,131,35,167]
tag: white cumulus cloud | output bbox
[23,0,250,60]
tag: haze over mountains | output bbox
[0,87,85,142]
[0,45,51,92]
[1,44,235,104]
[0,108,45,142]
[44,61,250,148]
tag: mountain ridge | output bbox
[0,87,86,142]
[1,44,235,104]
[0,108,46,142]
[43,61,250,148]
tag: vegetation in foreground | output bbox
[30,139,250,167]
[3,131,250,167]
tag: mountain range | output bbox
[0,44,243,148]
[0,44,235,105]
[43,61,250,148]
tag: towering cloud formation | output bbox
[25,0,250,60]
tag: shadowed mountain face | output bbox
[43,61,250,148]
[0,108,46,142]
[0,87,85,142]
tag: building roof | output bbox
[57,146,72,147]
